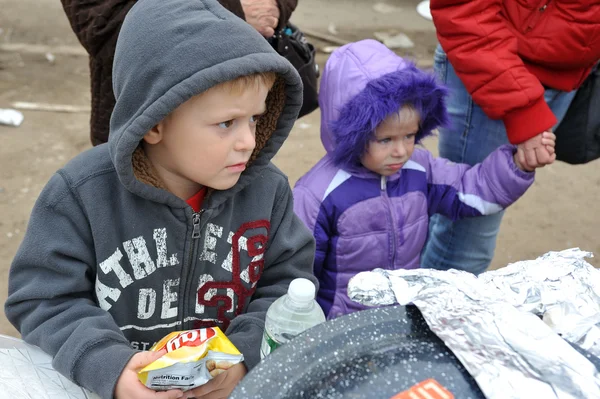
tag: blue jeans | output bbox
[421,45,576,275]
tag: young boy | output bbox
[4,0,316,398]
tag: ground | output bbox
[0,0,598,338]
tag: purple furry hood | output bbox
[319,39,448,171]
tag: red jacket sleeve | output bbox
[430,0,557,144]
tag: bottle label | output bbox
[260,329,284,359]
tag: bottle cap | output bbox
[287,278,316,304]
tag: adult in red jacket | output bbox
[422,0,600,274]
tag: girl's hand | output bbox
[515,131,556,171]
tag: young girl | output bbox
[293,40,555,319]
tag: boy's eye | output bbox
[218,120,234,129]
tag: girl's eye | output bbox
[250,114,262,124]
[218,120,234,129]
[378,138,391,144]
[406,134,416,141]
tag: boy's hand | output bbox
[241,0,280,37]
[115,350,184,399]
[182,362,247,399]
[515,131,556,171]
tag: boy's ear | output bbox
[143,123,164,145]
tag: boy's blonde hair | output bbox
[217,72,278,94]
[205,71,284,165]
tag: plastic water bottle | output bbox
[260,278,326,359]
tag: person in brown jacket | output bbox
[61,0,298,146]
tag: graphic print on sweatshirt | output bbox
[95,219,269,350]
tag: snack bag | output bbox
[138,327,243,391]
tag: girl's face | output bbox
[361,107,420,176]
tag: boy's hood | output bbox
[108,0,302,209]
[318,40,447,172]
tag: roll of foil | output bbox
[348,248,600,399]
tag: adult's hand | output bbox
[241,0,280,37]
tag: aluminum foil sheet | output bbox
[479,248,600,357]
[0,335,100,398]
[348,248,600,399]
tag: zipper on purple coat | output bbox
[380,176,398,269]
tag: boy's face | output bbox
[361,107,420,177]
[143,80,270,199]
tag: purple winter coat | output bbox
[293,40,534,319]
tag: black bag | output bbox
[270,23,320,118]
[554,64,600,164]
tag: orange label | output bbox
[390,379,454,399]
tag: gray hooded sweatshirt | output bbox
[4,0,316,397]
